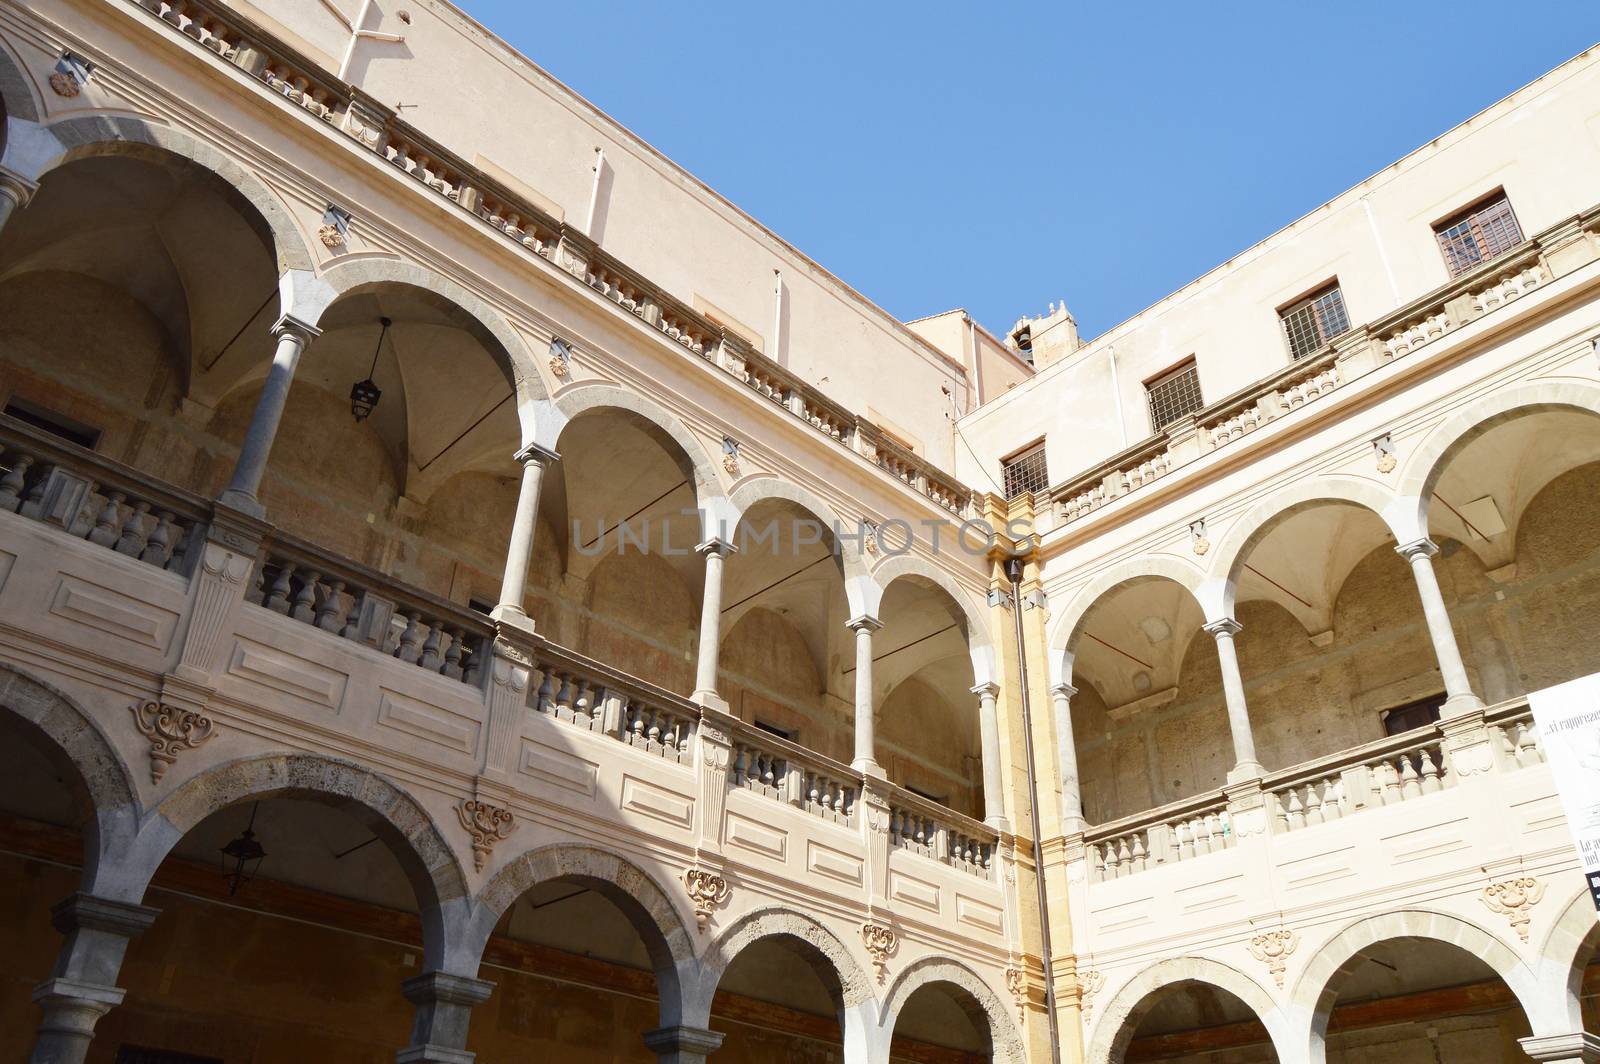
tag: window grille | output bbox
[1434,193,1523,277]
[1146,360,1204,432]
[1279,283,1351,359]
[1001,442,1049,498]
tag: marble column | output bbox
[974,681,1009,830]
[1202,618,1265,780]
[218,315,320,516]
[1396,538,1484,715]
[491,443,558,626]
[1051,682,1086,831]
[847,615,883,776]
[0,167,37,233]
[29,892,160,1064]
[397,971,496,1064]
[691,538,735,709]
[644,1025,725,1064]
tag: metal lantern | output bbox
[351,317,391,422]
[220,802,267,896]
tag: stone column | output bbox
[29,892,160,1064]
[691,538,735,710]
[1519,1033,1600,1063]
[0,167,38,233]
[1051,682,1086,831]
[1202,619,1265,780]
[491,443,558,626]
[974,681,1009,831]
[848,615,884,776]
[218,315,321,516]
[644,1025,725,1064]
[1396,538,1484,716]
[397,971,495,1064]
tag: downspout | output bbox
[1006,554,1062,1064]
[1107,344,1128,450]
[967,315,985,407]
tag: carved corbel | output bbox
[683,867,731,932]
[457,798,516,873]
[860,921,898,984]
[130,700,217,784]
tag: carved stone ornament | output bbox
[129,700,217,784]
[1079,969,1105,1023]
[1004,967,1027,1023]
[49,72,80,98]
[318,222,345,249]
[722,451,740,477]
[457,799,515,873]
[1480,875,1546,942]
[1191,536,1211,557]
[683,868,731,932]
[861,791,891,835]
[1247,928,1299,989]
[548,353,571,378]
[860,921,898,984]
[1376,451,1398,474]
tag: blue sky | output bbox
[461,1,1600,340]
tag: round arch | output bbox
[1046,553,1208,659]
[872,555,995,685]
[880,956,1025,1064]
[1289,909,1552,1059]
[1534,885,1600,1033]
[1087,957,1294,1064]
[465,843,696,1024]
[1396,379,1600,540]
[23,115,313,273]
[688,906,875,1028]
[123,753,469,968]
[0,33,42,147]
[729,476,871,617]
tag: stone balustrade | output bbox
[888,793,997,878]
[1265,728,1451,836]
[122,0,978,519]
[1085,793,1234,883]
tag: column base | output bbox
[1520,1033,1600,1062]
[851,757,885,778]
[1226,761,1265,784]
[1441,691,1487,718]
[396,1046,476,1064]
[984,815,1012,833]
[691,690,730,713]
[30,977,126,1064]
[215,488,265,518]
[489,606,536,636]
[644,1025,725,1063]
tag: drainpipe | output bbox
[1006,554,1062,1064]
[1107,345,1128,450]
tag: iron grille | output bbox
[1001,443,1049,499]
[1280,284,1351,360]
[1435,194,1523,277]
[1146,360,1204,432]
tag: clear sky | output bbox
[459,1,1600,341]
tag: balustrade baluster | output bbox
[418,622,444,672]
[1380,760,1402,804]
[87,492,126,548]
[140,511,177,567]
[264,563,295,614]
[1130,833,1147,872]
[1399,754,1421,799]
[1321,780,1343,821]
[0,452,30,511]
[1419,748,1441,793]
[395,611,424,663]
[1286,788,1306,829]
[1305,784,1324,826]
[440,628,464,679]
[290,570,320,623]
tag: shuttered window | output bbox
[1434,193,1523,277]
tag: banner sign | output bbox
[1528,673,1600,914]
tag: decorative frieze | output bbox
[1480,875,1546,942]
[860,921,898,984]
[683,868,731,932]
[457,798,515,872]
[1247,928,1299,989]
[129,700,217,783]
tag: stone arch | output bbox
[1396,378,1600,541]
[872,554,995,685]
[124,754,468,969]
[1533,885,1600,1033]
[880,956,1026,1064]
[465,843,696,1024]
[0,34,41,156]
[1088,956,1294,1064]
[1046,553,1208,657]
[24,115,313,273]
[0,664,140,891]
[730,477,873,620]
[1289,908,1552,1059]
[687,906,874,1028]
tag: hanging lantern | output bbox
[351,317,391,422]
[220,802,267,896]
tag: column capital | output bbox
[695,536,737,558]
[271,313,322,344]
[1519,1033,1600,1062]
[400,971,496,1008]
[1395,537,1440,562]
[512,442,559,466]
[0,165,39,206]
[971,680,1000,698]
[50,892,160,939]
[845,613,883,634]
[1050,682,1078,700]
[643,1025,725,1058]
[1202,617,1243,638]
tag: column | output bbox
[1518,1033,1600,1063]
[397,971,495,1064]
[0,167,37,233]
[643,1026,725,1064]
[974,681,1009,830]
[691,538,735,709]
[1396,538,1484,715]
[491,443,557,626]
[847,615,883,776]
[1051,682,1085,831]
[218,315,320,516]
[1202,618,1265,781]
[29,892,160,1064]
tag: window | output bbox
[753,720,793,742]
[1001,441,1049,499]
[1145,359,1204,432]
[1380,695,1444,736]
[905,783,947,805]
[1279,283,1351,359]
[3,398,100,449]
[1434,192,1524,277]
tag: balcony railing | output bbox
[123,0,981,519]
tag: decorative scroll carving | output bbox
[129,700,217,783]
[683,868,731,932]
[860,921,898,984]
[1480,876,1546,943]
[457,799,515,872]
[1247,929,1299,988]
[1079,969,1105,1023]
[1005,967,1027,1023]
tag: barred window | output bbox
[1001,442,1049,499]
[1434,193,1523,277]
[1279,283,1351,360]
[1146,359,1204,432]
